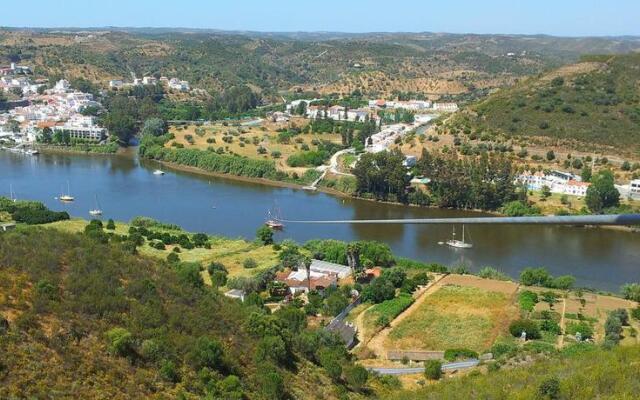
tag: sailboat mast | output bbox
[462,225,465,243]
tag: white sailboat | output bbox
[59,181,75,202]
[89,194,103,216]
[9,184,17,202]
[446,225,473,249]
[153,160,165,175]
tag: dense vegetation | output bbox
[0,197,69,224]
[0,226,368,399]
[352,148,520,211]
[449,53,640,151]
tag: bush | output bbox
[519,290,539,312]
[478,266,510,281]
[444,348,479,362]
[631,307,640,321]
[106,327,135,358]
[565,321,594,339]
[621,283,640,302]
[538,377,561,399]
[243,258,258,269]
[106,219,116,230]
[509,319,541,340]
[424,360,442,380]
[520,267,552,287]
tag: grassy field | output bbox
[359,295,415,343]
[167,120,342,173]
[386,285,516,352]
[44,219,279,282]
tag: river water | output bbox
[1,150,638,292]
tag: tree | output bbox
[106,327,135,358]
[520,267,552,287]
[545,150,556,161]
[343,364,368,391]
[585,170,620,213]
[176,262,204,288]
[255,365,285,400]
[255,335,287,365]
[103,95,137,145]
[509,319,541,339]
[581,166,592,182]
[189,336,225,371]
[621,283,640,302]
[361,277,395,303]
[424,360,442,380]
[141,117,167,137]
[621,161,631,171]
[538,377,561,399]
[256,225,274,245]
[325,291,349,316]
[106,219,116,230]
[541,185,552,199]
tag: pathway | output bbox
[558,298,567,348]
[304,148,355,190]
[368,359,480,375]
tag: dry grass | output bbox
[167,122,341,173]
[44,219,279,281]
[386,284,517,352]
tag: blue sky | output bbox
[1,0,638,36]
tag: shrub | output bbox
[424,360,442,380]
[520,267,552,287]
[478,266,510,281]
[621,283,640,302]
[106,327,135,357]
[509,319,541,340]
[538,377,561,399]
[631,307,640,321]
[243,258,258,269]
[565,321,594,339]
[444,348,479,362]
[519,290,539,312]
[106,219,116,230]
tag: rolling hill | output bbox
[447,53,640,153]
[2,28,640,100]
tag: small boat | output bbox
[302,185,317,191]
[446,225,473,249]
[9,184,17,202]
[153,169,165,175]
[265,209,284,230]
[89,194,103,216]
[25,149,39,156]
[59,181,75,202]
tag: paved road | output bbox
[368,359,480,375]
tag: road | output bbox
[368,359,480,375]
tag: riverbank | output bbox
[157,159,352,198]
[158,158,639,232]
[35,143,120,155]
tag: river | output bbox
[1,150,638,292]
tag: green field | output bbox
[386,285,515,352]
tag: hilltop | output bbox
[2,29,640,100]
[446,53,640,154]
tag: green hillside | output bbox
[448,53,640,152]
[0,227,351,399]
[384,345,640,399]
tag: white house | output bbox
[109,80,124,89]
[432,102,459,112]
[563,180,590,197]
[53,79,71,94]
[630,179,640,198]
[52,115,107,141]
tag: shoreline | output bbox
[157,159,639,233]
[35,144,121,156]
